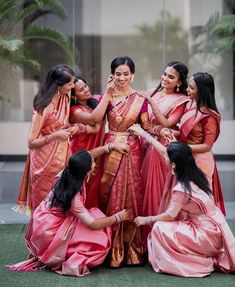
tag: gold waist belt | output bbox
[108,131,130,136]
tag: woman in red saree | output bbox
[160,72,225,215]
[129,125,235,277]
[7,146,129,277]
[14,64,77,214]
[94,56,156,267]
[141,61,189,217]
[69,77,105,208]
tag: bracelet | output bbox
[104,144,110,153]
[144,216,153,225]
[114,212,122,223]
[145,134,153,145]
[44,135,49,144]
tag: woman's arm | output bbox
[134,191,185,226]
[70,77,116,126]
[89,142,129,159]
[28,110,71,149]
[75,209,129,230]
[187,117,218,153]
[129,124,168,160]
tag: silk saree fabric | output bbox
[69,99,105,208]
[142,89,188,217]
[96,92,151,267]
[8,186,112,277]
[159,101,225,215]
[15,94,71,214]
[148,182,235,277]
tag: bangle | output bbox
[145,134,153,145]
[144,216,153,225]
[104,144,110,153]
[114,212,122,223]
[44,135,49,144]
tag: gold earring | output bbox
[176,86,180,93]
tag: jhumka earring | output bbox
[176,86,180,93]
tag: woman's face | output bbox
[187,78,198,101]
[73,80,91,102]
[60,77,75,95]
[113,64,133,88]
[161,66,181,91]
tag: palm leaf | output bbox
[23,24,74,65]
[0,47,40,70]
[18,0,67,25]
[0,39,23,52]
[210,15,235,36]
[0,0,21,24]
[213,35,235,53]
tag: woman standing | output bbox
[15,64,77,213]
[160,72,225,215]
[95,56,155,267]
[141,61,189,216]
[69,76,105,207]
[8,145,130,277]
[129,124,235,277]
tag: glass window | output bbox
[0,0,234,121]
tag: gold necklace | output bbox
[112,88,132,124]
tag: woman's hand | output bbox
[104,75,117,101]
[67,125,79,136]
[160,128,178,143]
[117,209,129,222]
[113,142,129,155]
[134,216,147,226]
[128,124,145,137]
[138,92,152,103]
[53,128,72,140]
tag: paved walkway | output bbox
[0,202,235,224]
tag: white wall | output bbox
[0,122,30,155]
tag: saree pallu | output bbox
[15,94,71,214]
[148,182,235,277]
[142,91,188,217]
[97,92,148,267]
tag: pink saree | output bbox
[7,186,112,277]
[142,89,188,217]
[15,94,72,214]
[96,92,150,267]
[148,182,235,277]
[159,102,226,215]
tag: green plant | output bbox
[0,0,74,72]
[210,14,235,53]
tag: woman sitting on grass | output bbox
[129,124,235,278]
[7,144,129,277]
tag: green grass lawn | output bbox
[0,222,234,287]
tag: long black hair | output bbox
[50,150,92,213]
[167,142,212,196]
[151,61,188,97]
[110,56,135,74]
[70,76,98,109]
[192,72,219,114]
[33,64,75,114]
